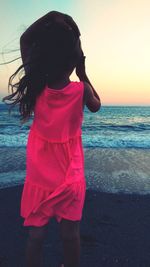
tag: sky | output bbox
[0,0,150,105]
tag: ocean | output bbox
[0,104,150,148]
[0,103,150,193]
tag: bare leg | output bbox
[25,223,49,267]
[59,218,80,267]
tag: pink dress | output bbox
[20,81,86,226]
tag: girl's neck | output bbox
[47,75,71,90]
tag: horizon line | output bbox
[0,101,149,107]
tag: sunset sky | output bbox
[0,0,149,105]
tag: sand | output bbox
[0,185,150,267]
[1,147,150,194]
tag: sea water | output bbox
[0,104,150,148]
[0,103,150,193]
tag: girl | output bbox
[3,10,101,267]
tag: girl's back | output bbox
[31,81,84,141]
[20,80,86,226]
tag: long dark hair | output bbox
[2,17,81,124]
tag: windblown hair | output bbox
[2,19,81,124]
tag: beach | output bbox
[0,35,150,266]
[0,148,150,266]
[1,185,150,266]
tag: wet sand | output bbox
[0,147,150,194]
[0,185,150,266]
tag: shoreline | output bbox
[0,147,150,195]
[0,185,150,266]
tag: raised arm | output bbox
[76,52,101,112]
